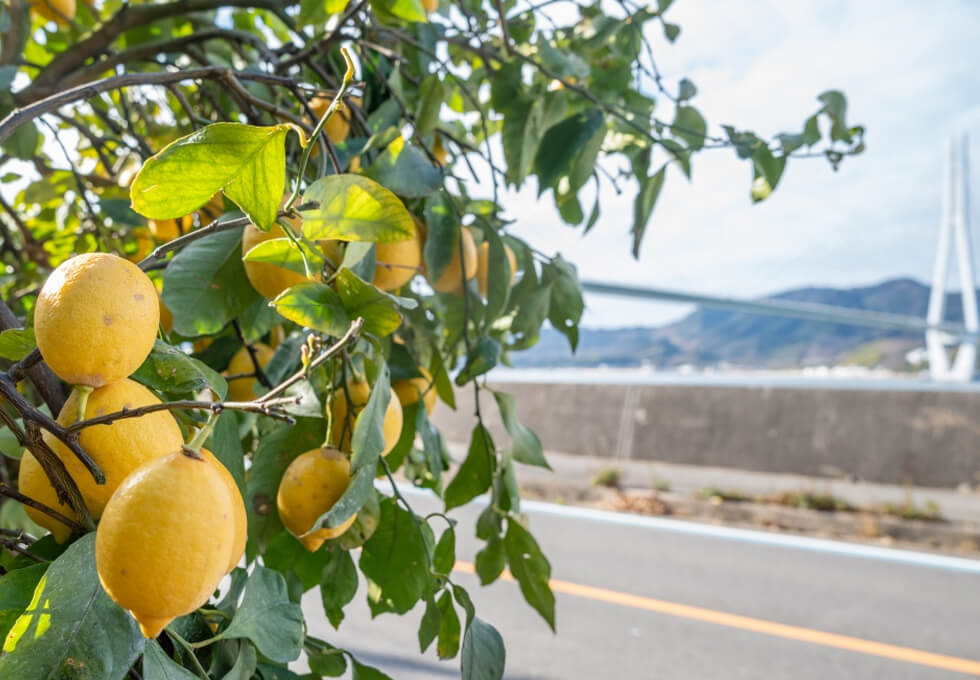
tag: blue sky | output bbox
[501,1,980,327]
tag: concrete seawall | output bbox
[432,382,980,488]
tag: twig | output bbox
[0,298,66,413]
[258,317,364,403]
[0,538,43,563]
[232,320,272,389]
[66,396,302,432]
[0,482,88,535]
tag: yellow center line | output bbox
[454,561,980,676]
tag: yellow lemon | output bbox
[310,96,362,145]
[330,378,403,456]
[158,293,173,334]
[194,193,224,225]
[392,367,437,415]
[276,447,356,552]
[422,0,438,12]
[241,215,309,300]
[126,228,154,263]
[28,0,75,23]
[19,379,183,524]
[96,449,236,638]
[427,226,477,293]
[374,222,423,292]
[432,135,448,166]
[224,343,274,402]
[17,445,75,543]
[148,213,194,242]
[476,241,517,298]
[35,253,158,387]
[201,448,247,573]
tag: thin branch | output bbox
[275,0,368,73]
[0,483,87,537]
[232,320,273,389]
[66,396,302,433]
[137,214,251,268]
[0,298,66,412]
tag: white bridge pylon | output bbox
[927,132,979,382]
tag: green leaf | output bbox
[818,90,852,142]
[474,537,506,585]
[162,227,261,336]
[0,534,145,680]
[300,174,415,243]
[436,591,461,659]
[131,122,296,230]
[308,641,347,677]
[351,659,395,680]
[662,21,680,42]
[543,255,584,351]
[415,75,446,136]
[244,237,321,276]
[142,639,200,680]
[273,282,350,336]
[444,424,494,510]
[534,109,604,194]
[133,339,229,399]
[455,337,501,385]
[752,145,786,195]
[678,77,697,101]
[262,532,330,593]
[0,564,46,641]
[335,268,408,337]
[433,527,455,575]
[430,351,456,410]
[418,596,440,653]
[2,122,39,161]
[364,137,442,198]
[512,284,551,343]
[320,549,358,628]
[631,166,666,258]
[423,193,458,281]
[221,641,258,680]
[359,497,432,615]
[461,617,505,680]
[369,0,427,23]
[219,567,304,664]
[537,39,589,80]
[505,520,555,630]
[492,391,549,468]
[0,328,35,361]
[299,0,347,24]
[489,62,523,113]
[482,229,512,324]
[207,411,246,496]
[672,105,706,150]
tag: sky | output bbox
[498,1,980,327]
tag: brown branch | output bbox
[66,396,302,432]
[258,317,364,403]
[0,537,43,563]
[0,299,66,413]
[137,214,252,268]
[232,320,272,389]
[0,483,87,535]
[275,0,369,73]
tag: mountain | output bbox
[511,278,971,369]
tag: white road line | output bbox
[380,481,980,575]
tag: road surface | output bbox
[300,488,980,679]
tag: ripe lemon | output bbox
[195,193,224,225]
[276,447,356,552]
[476,241,517,298]
[17,443,75,543]
[310,97,362,145]
[158,293,173,334]
[148,213,193,242]
[201,448,247,573]
[330,378,403,456]
[34,253,158,387]
[96,449,236,638]
[19,379,183,525]
[393,367,437,415]
[432,135,448,166]
[422,0,438,12]
[28,0,75,23]
[428,226,477,293]
[241,214,309,300]
[126,228,154,263]
[373,221,423,291]
[225,343,274,402]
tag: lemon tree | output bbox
[0,0,864,677]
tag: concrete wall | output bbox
[432,382,980,487]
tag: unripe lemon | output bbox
[17,444,75,543]
[373,222,423,292]
[276,447,356,552]
[393,368,437,415]
[242,216,309,300]
[201,448,247,573]
[96,449,236,638]
[19,379,183,523]
[310,97,362,145]
[428,226,477,293]
[28,0,75,23]
[225,343,274,402]
[476,241,517,298]
[35,253,159,387]
[148,213,193,242]
[330,379,403,456]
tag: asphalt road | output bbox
[300,489,980,679]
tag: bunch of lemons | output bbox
[19,252,246,638]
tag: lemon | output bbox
[126,228,154,263]
[195,193,224,225]
[96,449,236,638]
[201,448,247,573]
[148,213,193,242]
[428,226,476,293]
[330,378,403,456]
[373,221,423,291]
[34,253,159,387]
[432,135,448,166]
[17,444,74,543]
[241,215,309,300]
[310,97,362,145]
[28,0,75,23]
[476,241,517,298]
[422,0,438,12]
[225,343,274,402]
[19,379,183,525]
[393,367,437,415]
[158,293,173,334]
[276,447,356,552]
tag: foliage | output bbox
[0,0,862,677]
